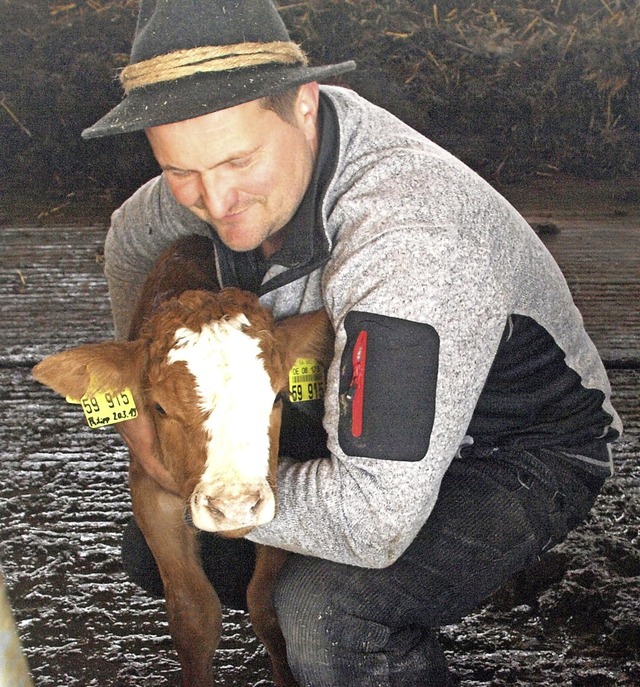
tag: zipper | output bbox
[347,330,368,437]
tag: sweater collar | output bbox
[266,91,337,269]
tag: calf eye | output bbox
[154,403,167,416]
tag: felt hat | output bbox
[82,0,356,139]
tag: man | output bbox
[82,1,622,685]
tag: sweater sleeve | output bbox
[104,175,212,339]
[247,170,522,567]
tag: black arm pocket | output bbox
[338,311,439,461]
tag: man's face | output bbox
[146,82,320,256]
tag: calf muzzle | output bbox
[190,479,275,532]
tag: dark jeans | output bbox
[122,445,605,687]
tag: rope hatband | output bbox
[120,41,308,93]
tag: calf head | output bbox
[33,288,333,536]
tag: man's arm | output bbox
[104,174,212,339]
[248,217,513,568]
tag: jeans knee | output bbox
[272,556,451,687]
[273,557,391,682]
[273,556,346,652]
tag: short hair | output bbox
[260,86,302,125]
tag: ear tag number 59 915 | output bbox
[66,388,138,428]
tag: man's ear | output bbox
[32,341,145,400]
[295,81,320,141]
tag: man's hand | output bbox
[117,411,182,496]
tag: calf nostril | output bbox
[207,503,226,520]
[251,496,263,514]
[199,494,225,520]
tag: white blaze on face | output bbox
[167,314,275,494]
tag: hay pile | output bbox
[283,0,640,182]
[0,0,151,204]
[1,0,639,201]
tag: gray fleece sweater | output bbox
[105,85,622,568]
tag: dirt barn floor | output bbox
[0,179,639,686]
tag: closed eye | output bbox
[228,155,253,169]
[164,167,194,180]
[226,144,262,169]
[154,402,167,416]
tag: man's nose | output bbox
[199,171,236,220]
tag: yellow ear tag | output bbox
[66,388,138,428]
[288,358,325,403]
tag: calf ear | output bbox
[32,341,144,401]
[274,308,335,374]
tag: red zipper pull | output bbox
[348,330,368,437]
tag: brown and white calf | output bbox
[32,235,334,687]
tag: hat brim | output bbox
[81,61,356,139]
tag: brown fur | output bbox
[32,235,334,687]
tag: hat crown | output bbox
[81,0,355,138]
[131,0,292,63]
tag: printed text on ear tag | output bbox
[288,358,325,403]
[66,388,138,428]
